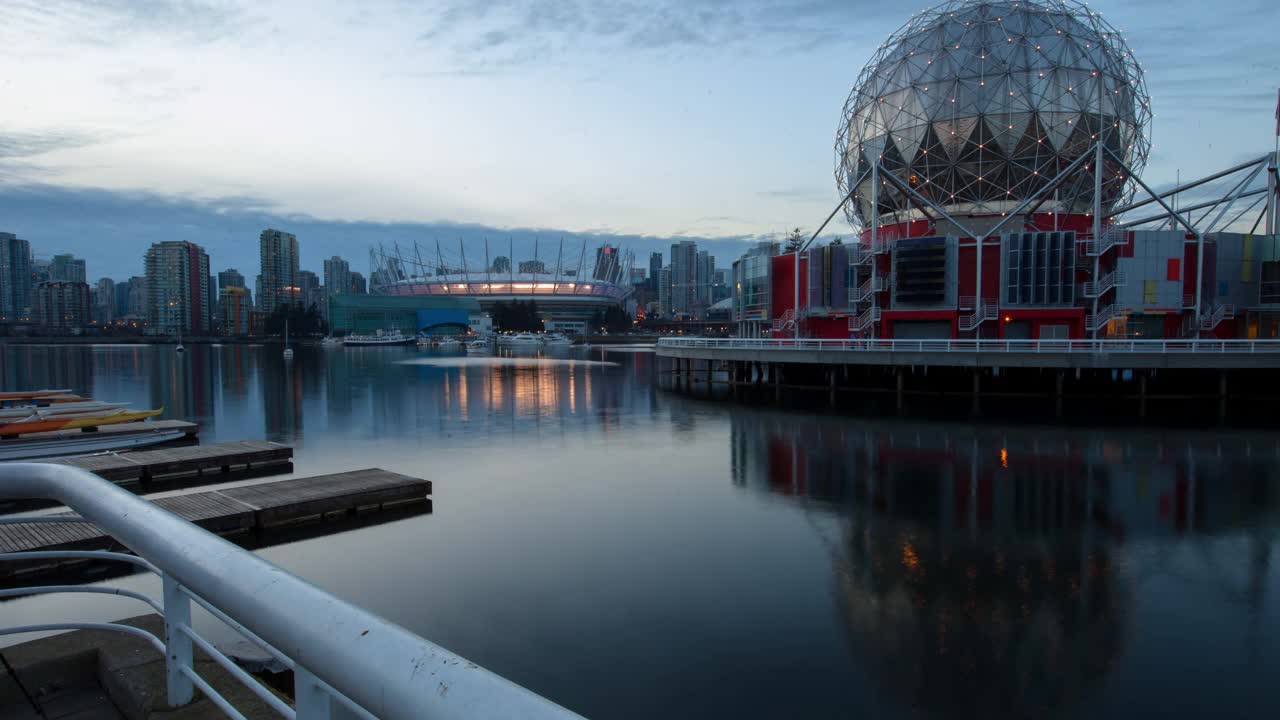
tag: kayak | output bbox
[0,408,164,437]
[0,402,129,419]
[0,389,72,400]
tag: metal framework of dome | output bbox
[835,0,1152,232]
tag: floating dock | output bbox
[0,468,430,574]
[51,440,292,484]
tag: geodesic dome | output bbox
[835,0,1151,232]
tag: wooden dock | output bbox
[0,469,430,574]
[51,440,292,483]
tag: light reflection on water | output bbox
[0,343,1277,720]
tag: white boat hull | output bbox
[0,429,188,462]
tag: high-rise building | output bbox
[125,276,148,319]
[298,270,320,305]
[50,253,87,284]
[145,241,212,335]
[0,232,32,322]
[695,250,715,310]
[259,228,299,313]
[350,271,367,295]
[594,245,620,283]
[323,256,351,296]
[629,268,647,285]
[658,266,672,318]
[668,240,699,318]
[93,277,116,324]
[517,259,546,274]
[33,281,91,330]
[219,287,252,336]
[114,279,131,318]
[648,252,663,288]
[219,268,246,291]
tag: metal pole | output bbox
[163,574,194,706]
[871,156,879,338]
[793,245,800,339]
[1092,138,1102,339]
[1268,145,1278,236]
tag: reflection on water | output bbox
[0,344,1277,719]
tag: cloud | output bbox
[0,182,764,279]
[411,0,897,69]
[0,132,101,160]
[0,0,247,46]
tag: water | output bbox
[1,343,1278,719]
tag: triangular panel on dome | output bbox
[1042,111,1079,152]
[990,112,1033,156]
[892,123,928,165]
[934,116,978,161]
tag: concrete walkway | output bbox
[1,614,281,719]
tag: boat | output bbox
[0,401,129,420]
[434,336,463,349]
[0,428,188,461]
[0,389,73,402]
[343,329,415,346]
[466,338,492,354]
[176,327,185,353]
[321,336,343,346]
[506,332,542,347]
[0,408,164,438]
[283,318,294,359]
[542,333,573,346]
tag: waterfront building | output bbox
[328,294,482,336]
[32,280,91,330]
[0,232,32,322]
[144,241,212,335]
[731,241,780,336]
[259,228,300,313]
[219,286,252,336]
[50,253,87,284]
[92,277,115,324]
[695,250,715,311]
[648,252,663,288]
[369,241,631,332]
[350,271,367,295]
[752,0,1280,341]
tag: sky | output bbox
[0,0,1277,280]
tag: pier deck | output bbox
[51,440,292,483]
[0,469,430,571]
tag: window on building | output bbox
[1143,280,1157,304]
[1261,261,1280,304]
[1004,232,1074,305]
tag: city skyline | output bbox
[1,0,1275,278]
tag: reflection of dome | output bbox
[835,0,1151,230]
[836,518,1128,718]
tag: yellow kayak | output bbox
[0,408,164,437]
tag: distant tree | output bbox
[491,256,511,274]
[784,227,805,253]
[491,299,543,332]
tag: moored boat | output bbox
[343,329,415,346]
[466,338,492,354]
[542,333,572,346]
[506,332,542,347]
[0,401,129,420]
[0,427,186,461]
[0,408,164,437]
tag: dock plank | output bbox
[0,469,431,571]
[49,441,293,483]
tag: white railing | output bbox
[850,307,881,333]
[0,464,581,720]
[1085,303,1120,332]
[848,276,884,305]
[1199,303,1236,330]
[656,336,1280,354]
[771,308,795,332]
[1083,270,1127,298]
[959,300,998,331]
[1080,227,1129,256]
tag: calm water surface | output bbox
[1,343,1277,719]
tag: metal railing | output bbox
[959,301,998,331]
[1085,303,1121,332]
[1199,303,1236,330]
[1079,227,1129,256]
[0,464,582,720]
[848,276,884,305]
[849,307,881,333]
[1083,270,1127,298]
[657,336,1280,354]
[771,308,795,332]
